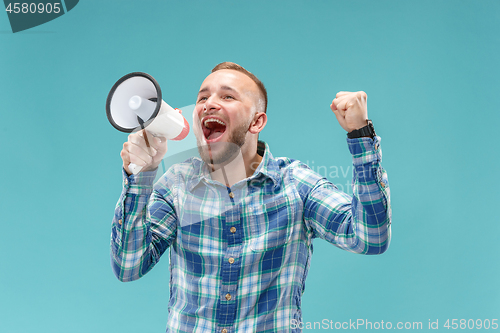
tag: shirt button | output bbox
[230,227,236,233]
[228,257,235,264]
[221,329,228,333]
[118,219,122,225]
[380,181,386,188]
[225,293,232,301]
[229,192,235,198]
[124,179,128,185]
[374,143,379,150]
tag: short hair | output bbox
[211,62,268,113]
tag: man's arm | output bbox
[298,91,391,254]
[110,169,178,281]
[299,135,391,254]
[110,130,176,281]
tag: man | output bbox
[111,62,391,333]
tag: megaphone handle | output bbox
[128,163,143,175]
[127,115,151,175]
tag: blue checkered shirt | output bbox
[111,138,391,332]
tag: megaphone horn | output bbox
[106,72,190,174]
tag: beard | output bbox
[196,119,249,165]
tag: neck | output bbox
[209,141,263,187]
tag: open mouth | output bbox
[202,117,227,141]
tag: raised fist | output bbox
[330,91,368,133]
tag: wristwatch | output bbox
[347,120,376,139]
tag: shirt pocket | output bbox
[249,196,293,252]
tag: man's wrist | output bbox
[122,167,157,188]
[347,120,376,139]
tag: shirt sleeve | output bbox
[110,168,178,282]
[298,136,391,255]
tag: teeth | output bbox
[204,118,226,127]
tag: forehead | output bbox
[199,69,259,95]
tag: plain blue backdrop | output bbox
[1,1,498,332]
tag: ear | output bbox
[248,112,267,134]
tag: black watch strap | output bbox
[347,120,376,139]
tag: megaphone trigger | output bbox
[136,115,152,148]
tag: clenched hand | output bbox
[120,130,168,175]
[330,91,368,133]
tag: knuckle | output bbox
[129,133,140,144]
[120,150,129,161]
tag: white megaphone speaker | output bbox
[106,72,190,174]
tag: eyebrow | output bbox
[198,85,239,96]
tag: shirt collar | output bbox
[185,141,282,191]
[252,141,282,187]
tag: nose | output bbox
[203,95,221,113]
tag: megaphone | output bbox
[106,72,190,174]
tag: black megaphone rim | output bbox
[105,72,162,133]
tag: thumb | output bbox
[330,102,345,118]
[331,104,348,131]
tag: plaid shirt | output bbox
[111,138,391,333]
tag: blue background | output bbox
[1,1,499,332]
